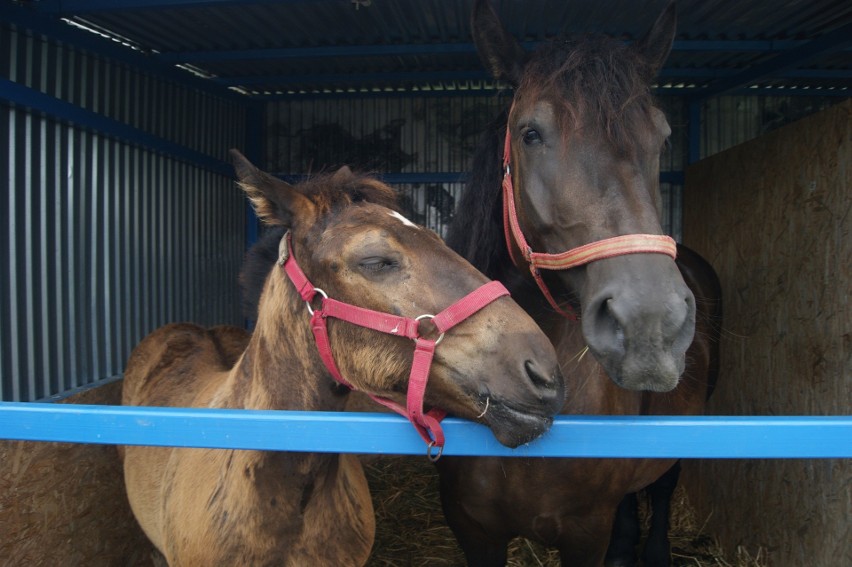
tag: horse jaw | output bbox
[579,254,696,392]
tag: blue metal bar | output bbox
[158,43,481,63]
[216,71,493,88]
[248,84,848,101]
[242,101,264,248]
[695,22,852,101]
[1,403,850,459]
[378,172,466,184]
[36,0,302,13]
[219,68,852,89]
[688,101,702,164]
[273,172,684,185]
[215,41,845,62]
[0,78,233,177]
[0,3,244,104]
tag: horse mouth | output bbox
[483,400,555,448]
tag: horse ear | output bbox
[230,149,314,227]
[471,0,526,86]
[634,1,677,80]
[332,165,353,182]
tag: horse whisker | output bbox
[477,397,490,419]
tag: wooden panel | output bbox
[682,99,851,565]
[0,382,155,566]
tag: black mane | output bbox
[444,109,509,280]
[517,34,657,159]
[447,32,657,277]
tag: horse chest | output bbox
[156,451,373,566]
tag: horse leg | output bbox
[459,537,510,567]
[640,460,681,567]
[440,503,510,567]
[438,488,508,565]
[604,493,640,567]
[556,512,613,567]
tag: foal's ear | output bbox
[471,0,526,86]
[230,149,314,227]
[331,165,353,183]
[634,0,677,80]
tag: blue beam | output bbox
[36,0,300,13]
[216,71,493,88]
[0,3,245,104]
[0,78,233,177]
[1,403,850,458]
[273,172,684,186]
[224,69,851,91]
[243,101,264,248]
[247,84,848,101]
[688,101,702,164]
[158,43,481,63]
[695,22,852,100]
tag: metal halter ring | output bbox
[415,314,445,345]
[426,440,444,462]
[305,288,329,316]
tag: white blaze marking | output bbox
[388,211,418,228]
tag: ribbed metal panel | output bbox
[1,24,246,402]
[47,0,851,94]
[265,94,687,238]
[700,95,838,157]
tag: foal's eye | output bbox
[358,258,397,273]
[522,128,542,145]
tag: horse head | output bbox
[472,0,695,392]
[232,150,564,448]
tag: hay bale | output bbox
[0,382,156,566]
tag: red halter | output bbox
[278,231,510,460]
[501,124,677,320]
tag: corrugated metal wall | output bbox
[263,92,841,242]
[2,18,840,403]
[1,24,247,401]
[700,95,838,157]
[265,94,690,239]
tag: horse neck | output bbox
[228,267,347,414]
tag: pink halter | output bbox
[278,231,510,460]
[501,120,677,320]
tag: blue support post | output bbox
[688,100,702,164]
[242,101,265,250]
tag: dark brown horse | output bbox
[120,151,564,566]
[439,1,722,566]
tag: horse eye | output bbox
[522,129,542,145]
[359,258,397,273]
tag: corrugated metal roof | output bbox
[15,0,852,97]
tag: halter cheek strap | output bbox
[279,231,510,459]
[501,125,677,320]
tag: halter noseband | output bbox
[501,121,677,320]
[278,231,510,460]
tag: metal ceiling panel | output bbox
[11,0,852,97]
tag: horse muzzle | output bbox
[581,254,696,392]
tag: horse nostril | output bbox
[524,360,552,389]
[589,297,625,355]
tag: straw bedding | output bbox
[363,455,766,567]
